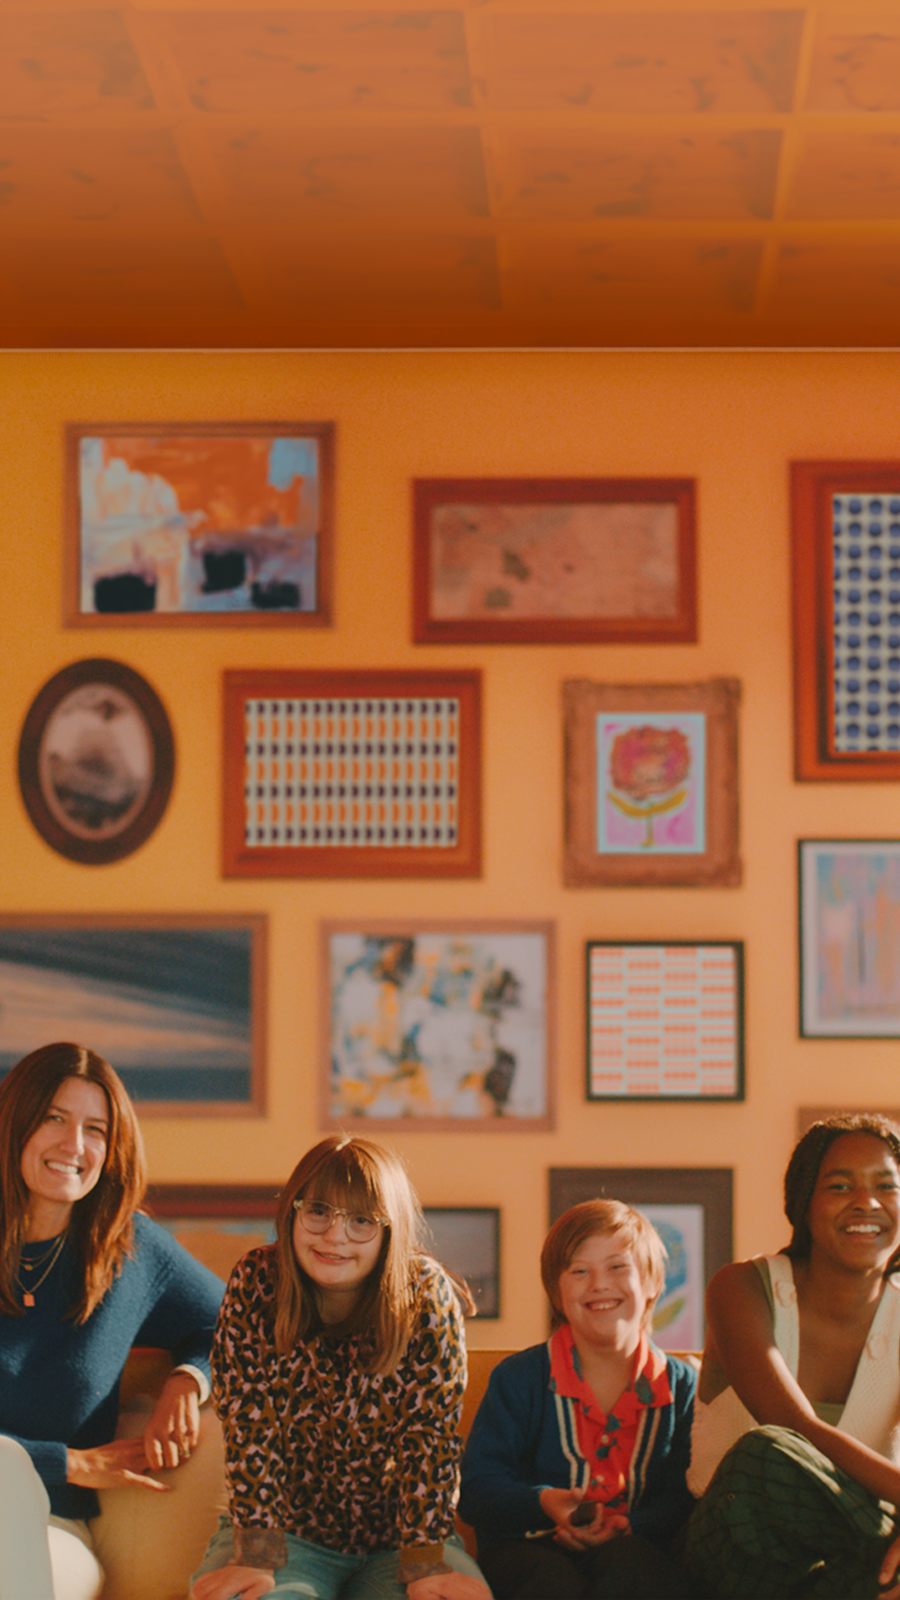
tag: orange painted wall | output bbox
[1,348,898,1349]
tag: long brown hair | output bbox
[0,1042,146,1322]
[784,1112,900,1270]
[274,1134,422,1375]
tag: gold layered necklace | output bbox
[17,1233,67,1308]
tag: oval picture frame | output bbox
[18,658,175,865]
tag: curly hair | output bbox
[784,1113,900,1267]
[0,1042,146,1322]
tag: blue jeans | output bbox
[193,1517,487,1599]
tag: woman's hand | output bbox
[66,1438,169,1491]
[539,1487,629,1550]
[407,1575,493,1600]
[143,1370,202,1469]
[879,1532,900,1600]
[190,1565,275,1600]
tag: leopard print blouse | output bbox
[211,1246,467,1570]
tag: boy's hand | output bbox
[539,1488,629,1549]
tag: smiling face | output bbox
[806,1131,900,1273]
[292,1193,384,1322]
[557,1228,651,1356]
[20,1077,109,1239]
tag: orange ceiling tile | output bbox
[0,10,154,116]
[3,233,243,309]
[788,130,900,219]
[482,10,804,114]
[153,8,472,113]
[806,10,900,112]
[0,127,203,229]
[261,232,501,308]
[493,128,781,220]
[503,235,763,314]
[206,123,489,221]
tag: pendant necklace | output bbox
[17,1232,66,1307]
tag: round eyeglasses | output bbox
[292,1198,389,1244]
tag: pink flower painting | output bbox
[600,715,705,853]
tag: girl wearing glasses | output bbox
[191,1133,492,1600]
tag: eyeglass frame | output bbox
[292,1196,390,1243]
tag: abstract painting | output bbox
[321,921,554,1130]
[65,422,333,626]
[799,839,900,1036]
[0,916,266,1113]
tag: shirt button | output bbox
[600,1434,609,1443]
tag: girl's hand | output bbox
[143,1370,202,1469]
[190,1566,275,1600]
[878,1531,900,1600]
[407,1575,492,1600]
[66,1438,169,1492]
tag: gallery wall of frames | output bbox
[0,347,898,1349]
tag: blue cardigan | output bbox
[0,1213,224,1521]
[459,1340,697,1550]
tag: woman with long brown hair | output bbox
[0,1042,223,1600]
[191,1133,492,1600]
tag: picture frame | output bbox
[0,914,266,1115]
[18,657,175,865]
[586,941,745,1102]
[145,1184,278,1280]
[223,669,481,879]
[798,1106,900,1138]
[64,421,334,627]
[423,1207,501,1319]
[798,839,900,1037]
[791,461,900,780]
[563,677,741,888]
[549,1166,733,1350]
[413,476,697,646]
[321,920,555,1131]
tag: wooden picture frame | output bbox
[0,915,266,1116]
[223,669,481,878]
[791,461,900,780]
[799,839,900,1038]
[563,677,741,888]
[423,1207,501,1319]
[321,920,554,1131]
[549,1166,733,1350]
[18,657,175,865]
[64,421,334,627]
[586,941,745,1102]
[413,476,697,645]
[145,1184,278,1280]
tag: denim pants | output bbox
[193,1516,488,1599]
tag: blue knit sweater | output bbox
[458,1340,697,1550]
[0,1213,224,1520]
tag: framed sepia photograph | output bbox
[321,920,554,1132]
[791,461,900,780]
[223,668,481,879]
[65,421,334,627]
[413,476,696,645]
[18,658,175,865]
[0,915,266,1115]
[799,839,900,1037]
[549,1166,733,1351]
[586,941,745,1101]
[563,677,741,887]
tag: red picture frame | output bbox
[413,476,697,645]
[791,461,900,781]
[223,668,481,878]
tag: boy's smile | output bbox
[558,1229,650,1355]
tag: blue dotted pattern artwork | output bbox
[832,495,900,753]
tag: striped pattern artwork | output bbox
[242,696,459,848]
[588,942,742,1100]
